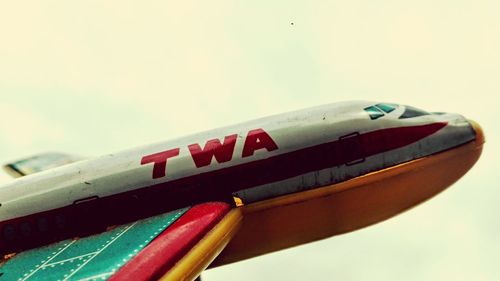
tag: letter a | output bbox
[242,129,278,157]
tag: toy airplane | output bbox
[0,101,484,280]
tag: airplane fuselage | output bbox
[0,101,480,256]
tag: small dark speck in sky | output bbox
[291,22,294,25]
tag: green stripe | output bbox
[0,207,189,281]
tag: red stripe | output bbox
[362,122,447,155]
[108,202,230,281]
[138,122,448,198]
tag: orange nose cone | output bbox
[468,119,486,146]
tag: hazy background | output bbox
[0,1,498,280]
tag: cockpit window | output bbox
[364,106,385,120]
[375,103,397,113]
[399,106,430,119]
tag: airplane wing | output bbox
[2,152,84,178]
[0,202,242,281]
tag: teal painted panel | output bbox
[0,207,188,281]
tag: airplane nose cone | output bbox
[468,119,485,145]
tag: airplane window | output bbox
[37,217,49,232]
[399,106,431,119]
[375,103,397,113]
[55,214,66,229]
[20,222,32,237]
[364,106,384,120]
[2,225,16,241]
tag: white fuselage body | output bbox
[0,101,475,223]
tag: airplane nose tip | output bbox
[467,119,485,145]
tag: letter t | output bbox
[141,148,180,179]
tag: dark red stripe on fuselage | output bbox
[0,122,446,254]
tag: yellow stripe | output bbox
[160,208,243,281]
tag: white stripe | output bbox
[21,240,76,281]
[41,252,99,267]
[63,222,137,281]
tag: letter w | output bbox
[188,134,238,168]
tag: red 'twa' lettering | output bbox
[141,148,180,178]
[188,134,238,168]
[242,129,278,157]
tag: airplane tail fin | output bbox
[2,152,84,178]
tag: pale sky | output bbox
[0,1,499,280]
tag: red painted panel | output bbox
[109,202,230,281]
[361,122,447,156]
